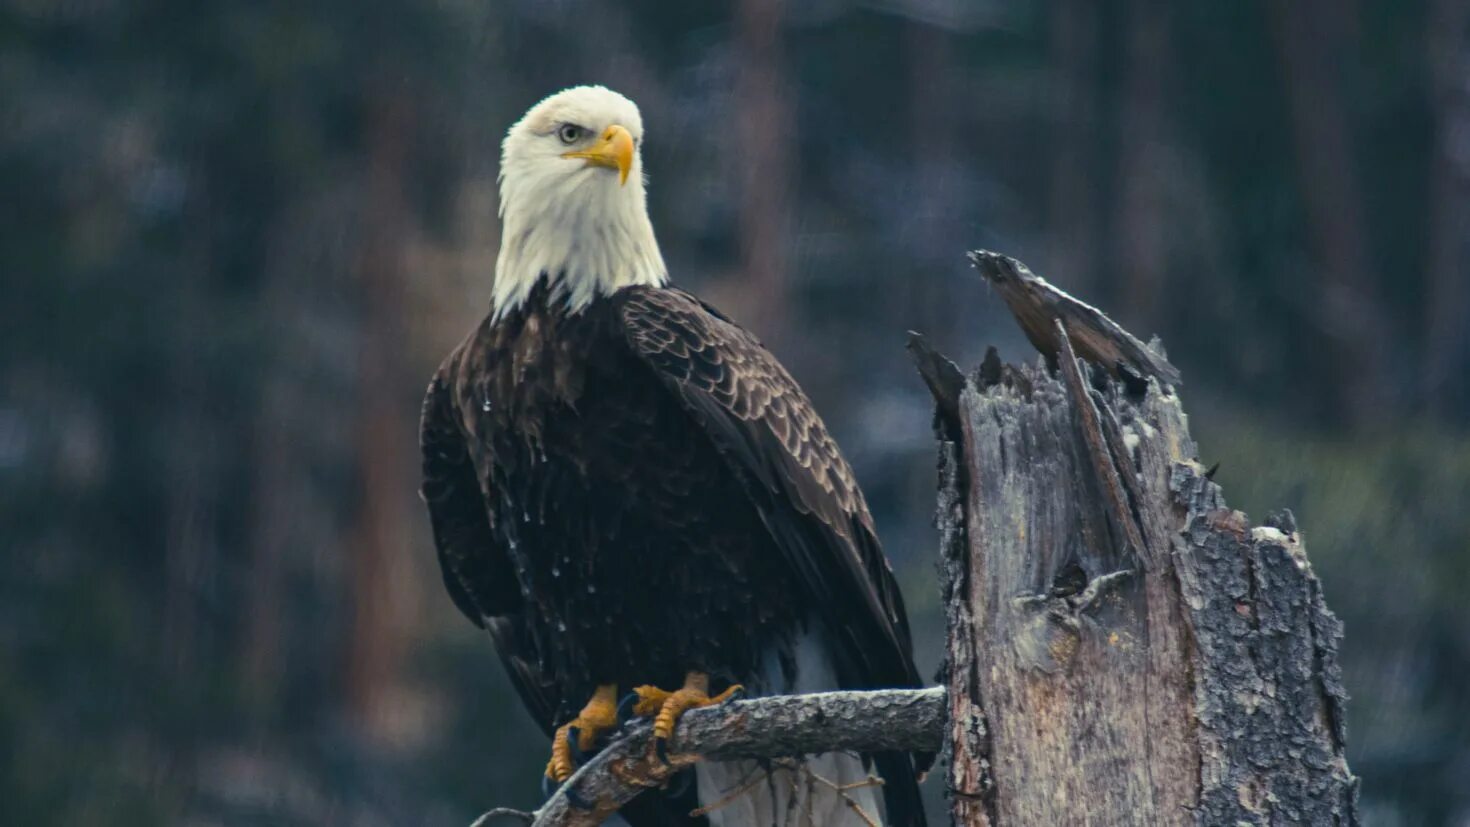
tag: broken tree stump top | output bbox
[969,249,1182,388]
[917,251,1356,826]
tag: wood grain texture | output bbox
[968,249,1182,387]
[936,437,994,827]
[928,253,1357,825]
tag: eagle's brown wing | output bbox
[614,286,930,826]
[420,366,559,735]
[613,285,922,701]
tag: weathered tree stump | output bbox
[916,251,1358,826]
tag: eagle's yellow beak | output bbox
[562,124,634,185]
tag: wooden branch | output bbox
[478,687,946,827]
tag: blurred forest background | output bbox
[3,0,1468,824]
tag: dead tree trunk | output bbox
[919,252,1359,826]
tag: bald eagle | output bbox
[420,86,927,827]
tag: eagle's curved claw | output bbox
[545,684,619,783]
[633,671,744,766]
[565,726,587,765]
[664,768,693,797]
[629,684,672,719]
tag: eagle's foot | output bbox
[545,684,619,784]
[627,685,673,718]
[631,671,743,764]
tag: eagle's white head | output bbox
[493,86,668,319]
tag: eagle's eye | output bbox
[557,123,586,145]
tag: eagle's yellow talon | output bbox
[630,684,673,718]
[709,684,745,705]
[639,672,744,748]
[545,684,619,783]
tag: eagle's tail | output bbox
[671,627,925,827]
[694,753,888,827]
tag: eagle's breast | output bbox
[462,288,596,454]
[448,285,811,701]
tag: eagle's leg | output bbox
[546,683,619,783]
[631,671,744,762]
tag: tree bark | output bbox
[922,251,1358,825]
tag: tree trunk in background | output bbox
[1269,0,1390,426]
[1424,0,1470,421]
[735,0,792,345]
[1047,0,1102,295]
[163,251,216,685]
[906,20,962,340]
[347,85,417,743]
[1114,0,1170,334]
[924,252,1359,826]
[242,377,289,713]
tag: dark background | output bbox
[3,0,1468,824]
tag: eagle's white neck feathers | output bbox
[493,86,667,319]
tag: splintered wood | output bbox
[918,251,1357,826]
